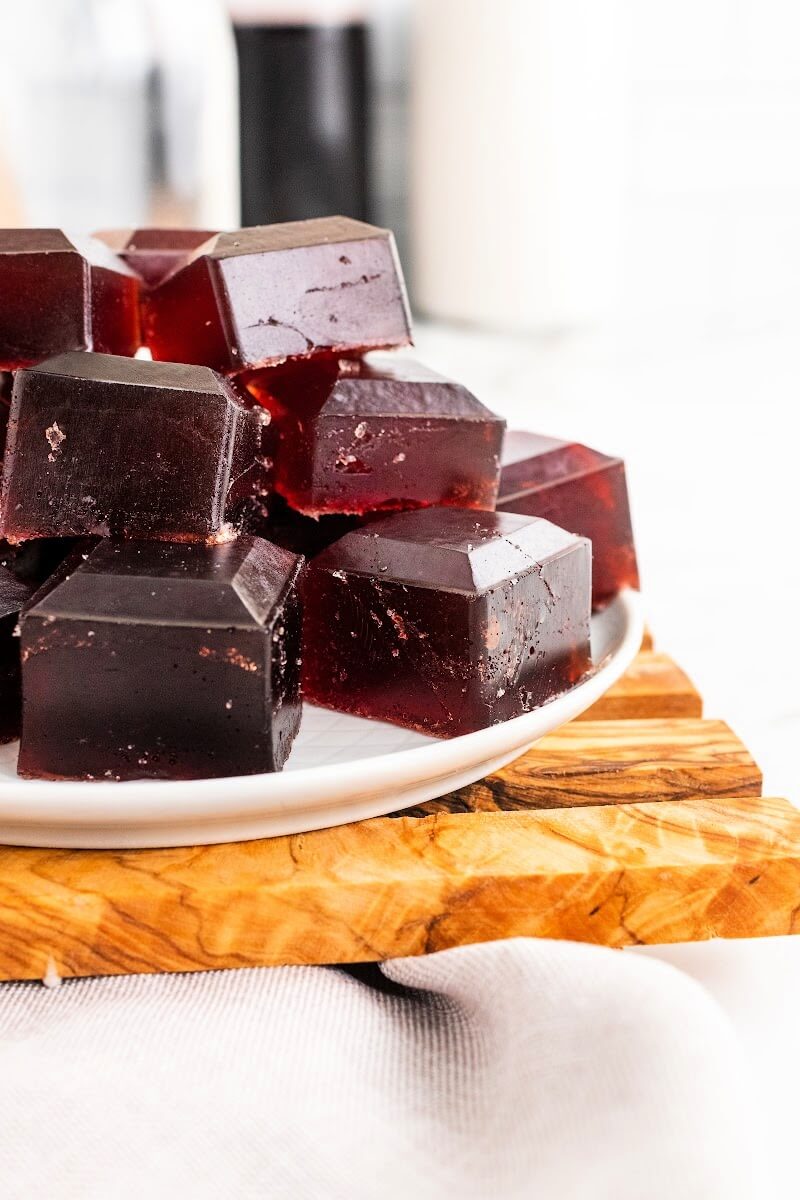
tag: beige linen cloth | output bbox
[0,938,754,1199]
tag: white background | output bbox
[413,316,800,1199]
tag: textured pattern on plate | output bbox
[288,706,432,768]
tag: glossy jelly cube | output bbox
[143,216,411,373]
[18,536,303,780]
[93,227,218,288]
[303,506,591,736]
[497,432,639,607]
[0,566,34,743]
[0,230,140,368]
[0,352,268,543]
[245,355,505,516]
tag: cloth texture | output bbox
[0,938,754,1199]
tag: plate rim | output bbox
[0,589,644,839]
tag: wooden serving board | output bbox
[0,636,797,982]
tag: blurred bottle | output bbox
[369,0,411,266]
[410,0,626,332]
[0,0,239,231]
[231,1,370,225]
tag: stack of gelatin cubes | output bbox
[0,219,638,781]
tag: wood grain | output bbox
[580,652,701,720]
[399,719,761,816]
[0,796,797,981]
[0,644,778,982]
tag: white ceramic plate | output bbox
[0,589,643,848]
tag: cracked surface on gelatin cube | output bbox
[303,506,591,737]
[244,354,505,516]
[143,216,412,374]
[17,536,303,781]
[0,352,267,543]
[0,229,140,369]
[498,430,640,606]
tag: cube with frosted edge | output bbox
[303,506,592,737]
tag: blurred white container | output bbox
[410,0,626,331]
[0,0,238,231]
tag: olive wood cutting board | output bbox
[0,633,797,981]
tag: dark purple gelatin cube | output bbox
[498,431,639,606]
[303,506,591,737]
[0,229,140,369]
[0,352,268,543]
[245,355,504,516]
[0,538,82,588]
[143,217,411,373]
[18,536,303,780]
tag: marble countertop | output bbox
[414,319,799,1198]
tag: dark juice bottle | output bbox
[234,14,370,225]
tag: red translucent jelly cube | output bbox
[0,352,267,543]
[245,355,505,516]
[0,566,34,743]
[143,216,411,374]
[0,229,140,368]
[497,431,640,607]
[93,227,218,288]
[18,536,303,780]
[303,507,591,737]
